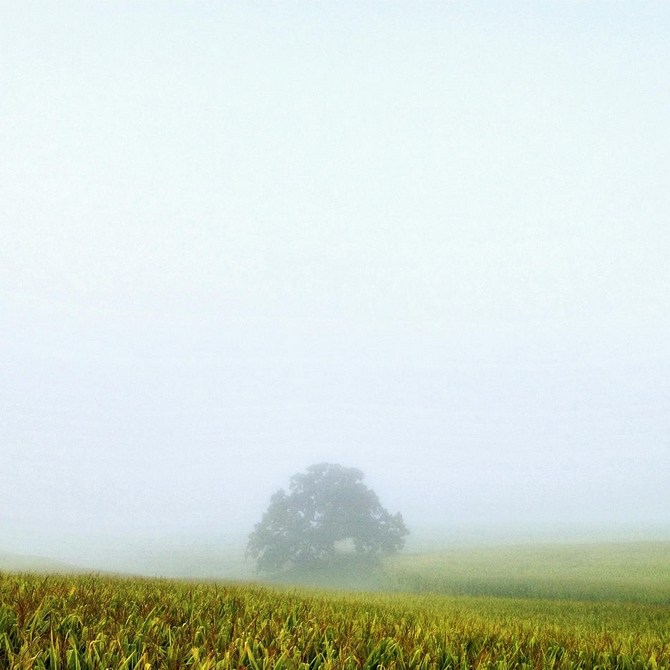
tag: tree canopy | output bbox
[247,463,409,572]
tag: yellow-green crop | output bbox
[1,571,669,669]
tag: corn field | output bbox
[1,572,669,669]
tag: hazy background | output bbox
[1,3,669,570]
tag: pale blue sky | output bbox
[1,3,668,548]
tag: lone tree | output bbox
[247,463,409,572]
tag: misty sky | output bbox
[1,3,669,547]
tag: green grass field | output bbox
[1,542,669,668]
[385,542,670,605]
[0,553,78,575]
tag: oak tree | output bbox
[247,463,409,572]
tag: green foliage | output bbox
[247,463,408,572]
[1,571,669,669]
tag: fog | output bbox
[1,3,669,571]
